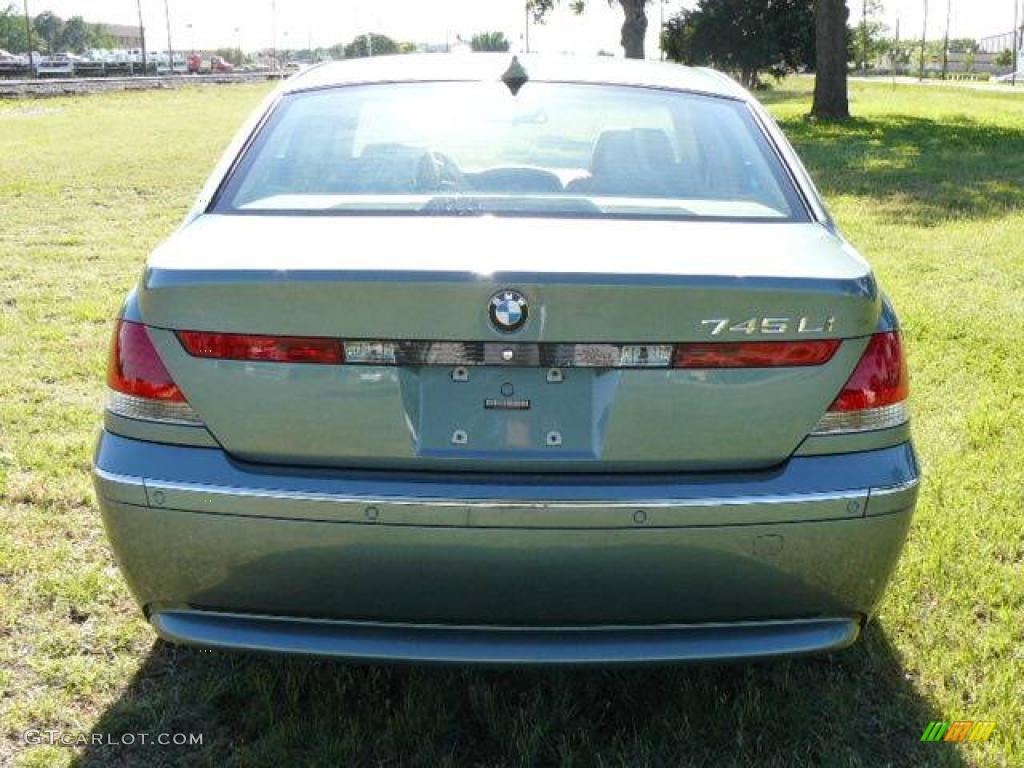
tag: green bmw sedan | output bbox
[93,54,918,664]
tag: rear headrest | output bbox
[589,128,677,193]
[590,129,637,177]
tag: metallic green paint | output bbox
[101,499,912,627]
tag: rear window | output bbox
[215,81,806,221]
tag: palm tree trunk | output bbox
[620,0,648,59]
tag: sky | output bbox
[17,1,1024,55]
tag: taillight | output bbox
[177,331,344,364]
[673,340,840,369]
[812,331,909,434]
[106,320,202,425]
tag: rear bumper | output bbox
[93,431,918,662]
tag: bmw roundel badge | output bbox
[488,290,528,333]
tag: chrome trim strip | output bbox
[93,467,146,488]
[869,478,920,498]
[140,477,868,510]
[344,341,673,368]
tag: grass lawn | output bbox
[1,77,1022,767]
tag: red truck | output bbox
[187,53,234,74]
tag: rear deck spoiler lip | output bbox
[142,266,877,292]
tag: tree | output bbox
[59,16,89,53]
[529,1,651,59]
[471,31,510,52]
[0,4,30,53]
[88,24,115,51]
[856,0,888,72]
[996,48,1013,67]
[32,10,62,55]
[855,20,891,70]
[811,0,850,119]
[343,33,399,58]
[662,0,814,89]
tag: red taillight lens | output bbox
[108,320,186,402]
[811,330,909,434]
[177,331,344,364]
[828,331,908,412]
[673,340,840,369]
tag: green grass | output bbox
[1,77,1022,767]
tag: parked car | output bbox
[94,54,918,664]
[994,70,1024,83]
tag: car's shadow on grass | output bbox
[73,622,964,768]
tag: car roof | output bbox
[283,53,749,101]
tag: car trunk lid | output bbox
[140,214,878,472]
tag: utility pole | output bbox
[164,0,174,75]
[861,0,868,74]
[271,0,277,70]
[918,0,928,80]
[893,16,900,84]
[524,2,532,52]
[306,0,312,58]
[22,0,34,77]
[941,0,950,79]
[660,0,666,61]
[136,0,147,76]
[1014,0,1019,86]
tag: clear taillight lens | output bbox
[812,331,909,434]
[106,320,203,425]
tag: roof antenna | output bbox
[501,56,529,95]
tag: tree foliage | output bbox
[854,20,890,68]
[471,31,510,52]
[0,4,30,53]
[662,0,814,88]
[0,6,116,54]
[853,0,883,71]
[59,16,89,53]
[32,10,61,54]
[528,1,651,59]
[343,33,400,58]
